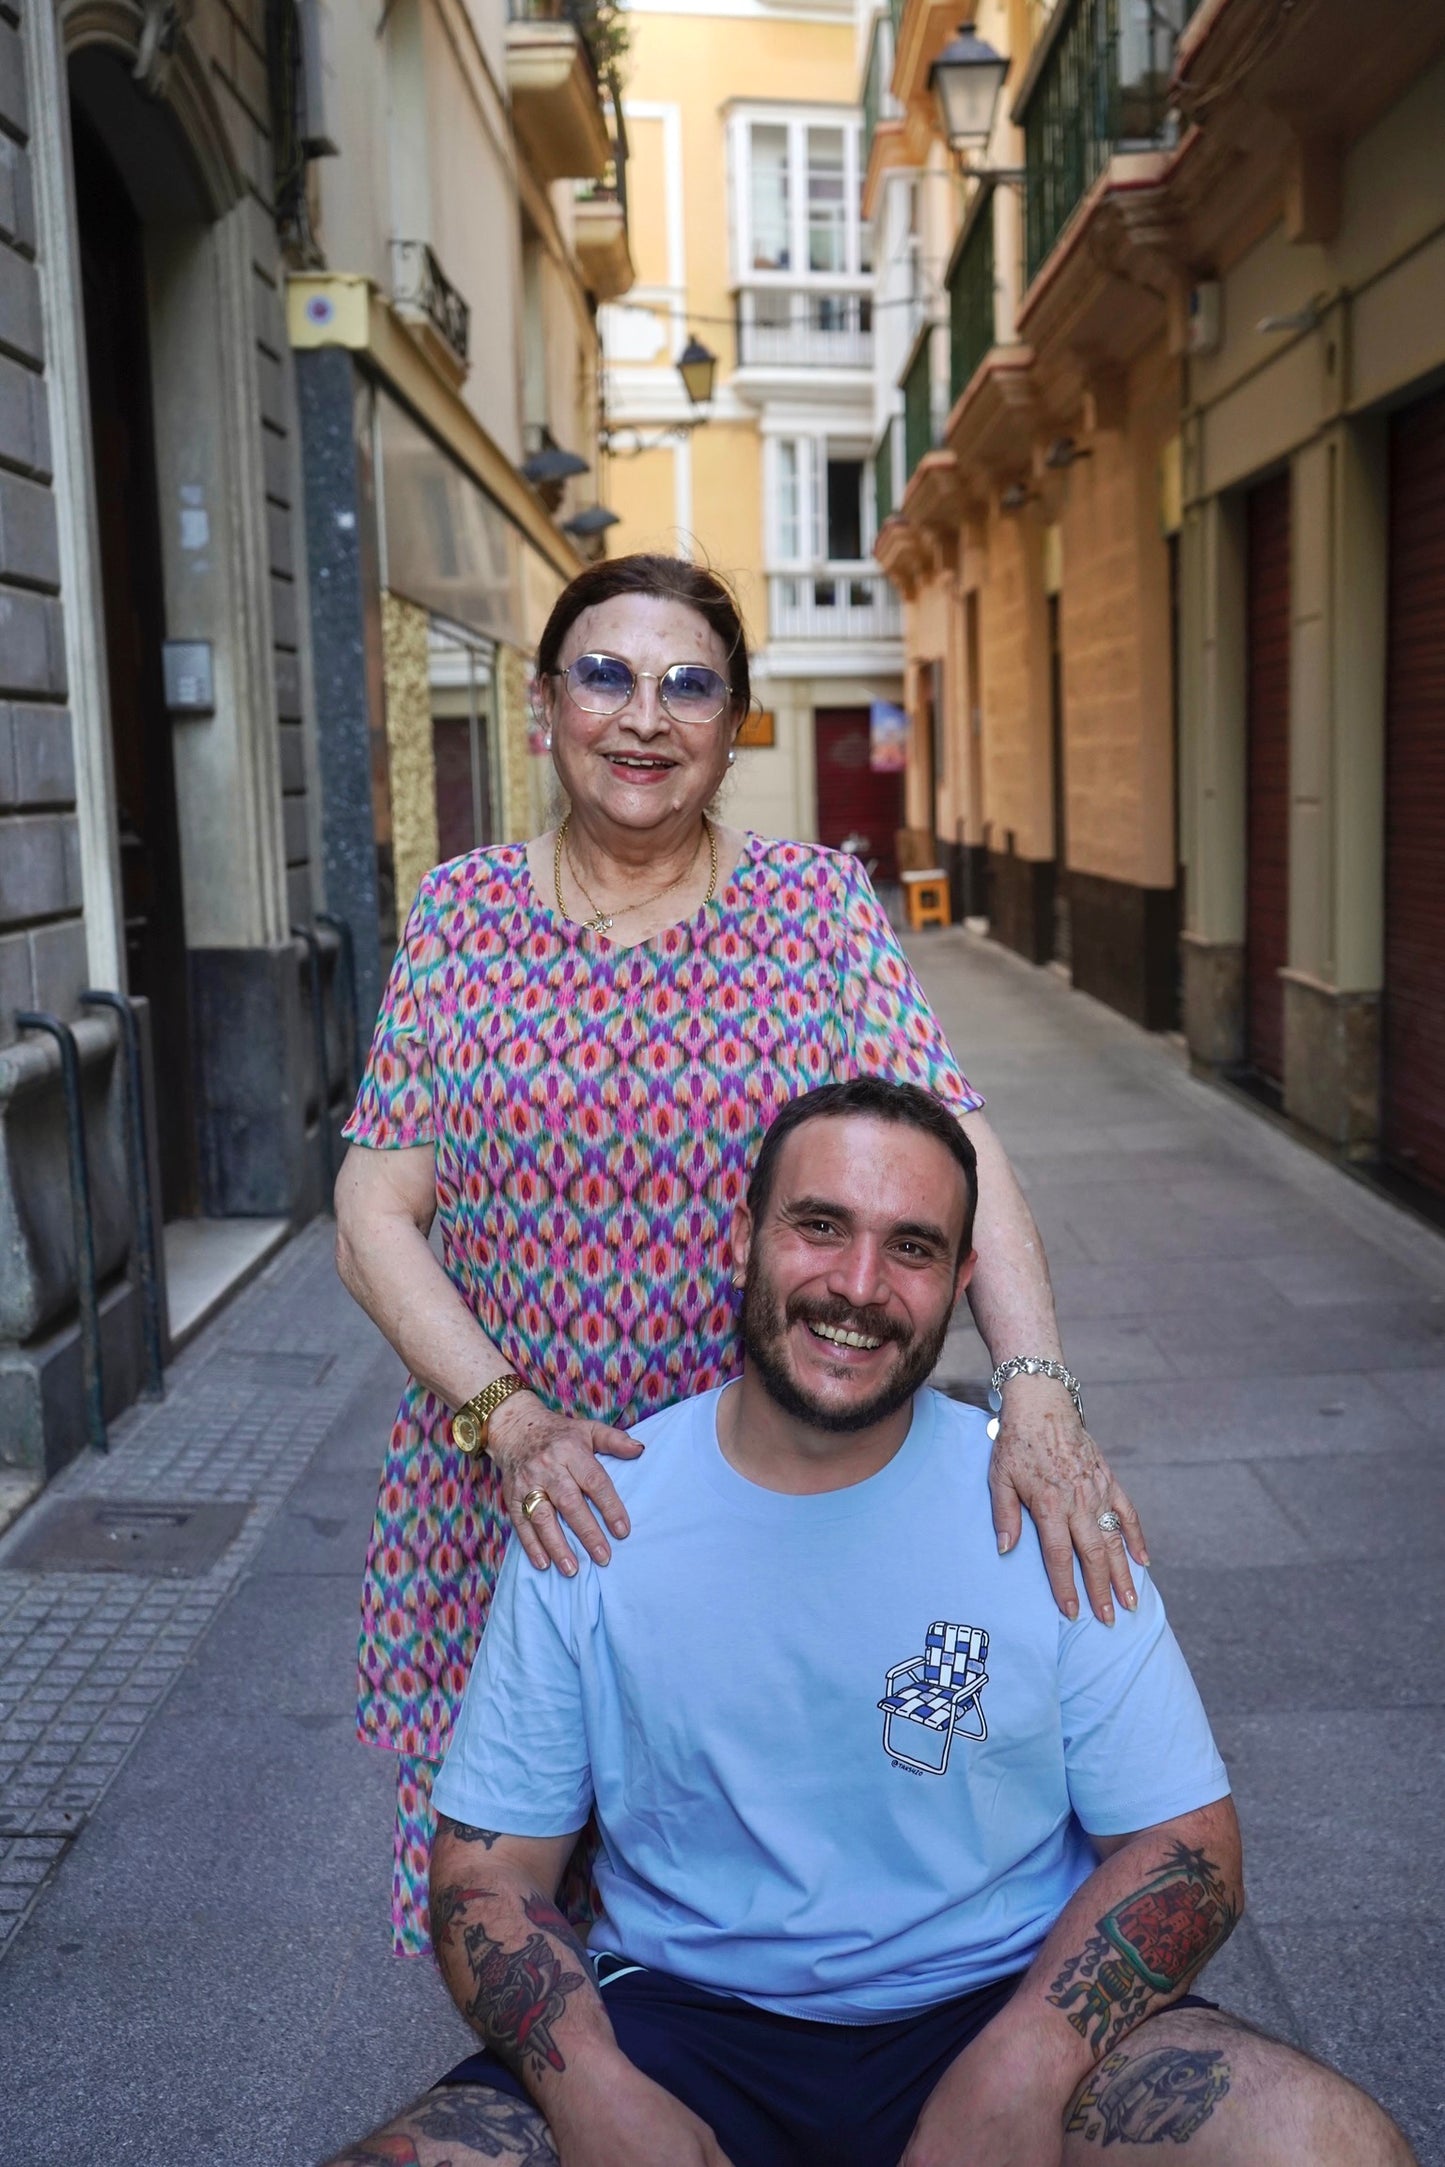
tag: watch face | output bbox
[453,1411,482,1453]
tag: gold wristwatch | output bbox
[451,1374,529,1456]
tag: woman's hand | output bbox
[988,1374,1148,1625]
[485,1392,644,1575]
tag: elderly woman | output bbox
[335,554,1144,1955]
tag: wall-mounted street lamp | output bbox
[600,331,720,457]
[562,504,622,538]
[1043,435,1091,470]
[929,24,1024,183]
[677,335,718,409]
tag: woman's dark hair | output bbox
[746,1079,979,1260]
[536,553,752,719]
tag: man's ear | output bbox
[729,1201,753,1286]
[952,1247,977,1307]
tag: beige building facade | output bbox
[871,0,1445,1203]
[599,0,906,860]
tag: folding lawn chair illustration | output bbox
[878,1621,990,1775]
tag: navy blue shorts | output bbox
[437,1956,1223,2165]
[437,1954,1027,2166]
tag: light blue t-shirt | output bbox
[433,1386,1229,2022]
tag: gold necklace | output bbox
[554,814,718,935]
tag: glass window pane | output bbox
[777,440,801,560]
[750,124,790,271]
[807,126,846,274]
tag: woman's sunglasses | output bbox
[552,651,732,726]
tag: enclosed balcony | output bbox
[735,286,873,373]
[768,569,901,643]
[507,0,610,184]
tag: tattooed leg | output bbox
[323,2081,558,2166]
[1061,2008,1417,2163]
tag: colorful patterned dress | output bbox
[342,835,982,1953]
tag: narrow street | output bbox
[1,929,1441,2165]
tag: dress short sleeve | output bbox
[342,882,438,1149]
[838,856,984,1116]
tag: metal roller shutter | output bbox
[1383,388,1445,1196]
[1245,472,1292,1089]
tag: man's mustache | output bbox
[784,1294,908,1348]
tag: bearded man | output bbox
[328,1079,1413,2167]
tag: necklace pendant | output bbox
[591,911,612,934]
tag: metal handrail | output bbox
[16,1012,106,1453]
[80,991,164,1401]
[316,912,360,1093]
[292,926,335,1198]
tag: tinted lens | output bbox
[661,663,730,722]
[566,653,634,713]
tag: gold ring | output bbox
[521,1487,553,1521]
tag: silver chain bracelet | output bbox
[989,1356,1085,1426]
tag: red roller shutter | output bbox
[814,708,904,882]
[1383,388,1445,1196]
[1245,473,1292,1088]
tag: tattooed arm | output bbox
[429,1815,733,2167]
[900,1797,1242,2167]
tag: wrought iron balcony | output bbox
[948,193,995,404]
[1019,0,1201,286]
[902,327,944,481]
[391,240,471,373]
[735,287,873,371]
[769,569,902,643]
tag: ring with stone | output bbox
[1096,1509,1123,1536]
[521,1487,553,1520]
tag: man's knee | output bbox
[1062,2008,1416,2163]
[323,2080,558,2165]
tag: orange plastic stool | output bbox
[901,868,950,930]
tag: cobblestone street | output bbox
[0,929,1441,2164]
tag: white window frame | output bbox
[767,432,876,570]
[727,106,868,289]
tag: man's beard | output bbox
[740,1274,951,1434]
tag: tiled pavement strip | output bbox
[0,1223,377,1953]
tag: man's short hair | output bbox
[747,1080,979,1262]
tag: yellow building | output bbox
[600,0,907,858]
[871,0,1445,1204]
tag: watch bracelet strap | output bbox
[989,1356,1084,1425]
[451,1372,528,1453]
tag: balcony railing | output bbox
[391,240,471,370]
[769,570,902,642]
[902,329,941,481]
[508,0,601,89]
[948,194,994,404]
[1020,0,1199,286]
[874,416,900,528]
[735,288,873,370]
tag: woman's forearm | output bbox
[334,1148,511,1411]
[959,1111,1066,1369]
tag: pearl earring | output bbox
[726,748,737,766]
[544,731,553,752]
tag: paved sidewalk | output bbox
[0,928,1440,2164]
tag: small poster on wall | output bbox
[870,701,908,772]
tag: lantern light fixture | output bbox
[930,23,1010,156]
[677,334,718,409]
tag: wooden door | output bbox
[1382,388,1445,1195]
[1244,472,1291,1089]
[73,106,198,1218]
[814,707,904,882]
